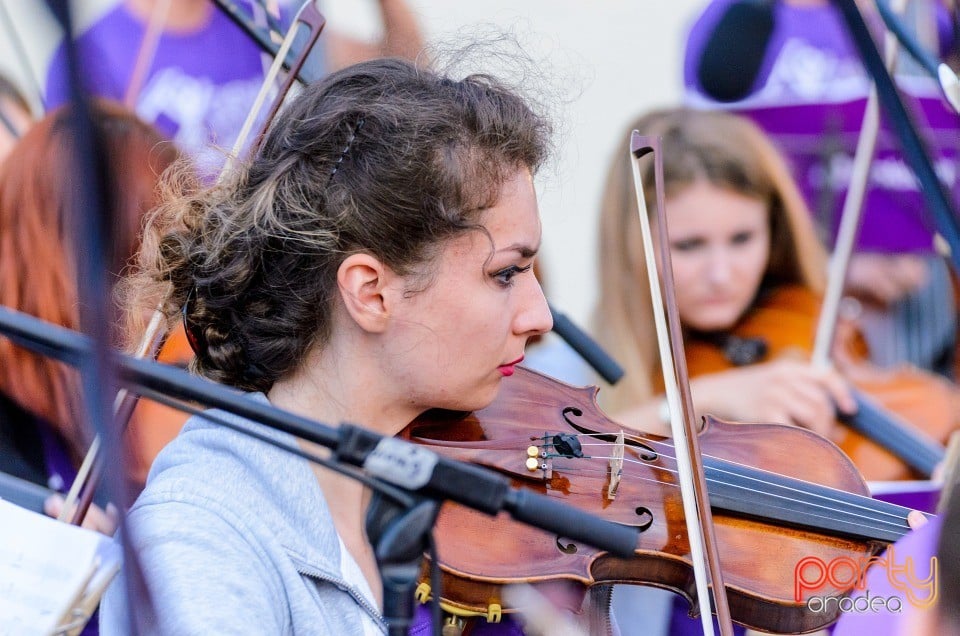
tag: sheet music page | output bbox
[0,498,121,636]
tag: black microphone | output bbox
[548,303,624,385]
[696,0,776,102]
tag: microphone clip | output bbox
[365,492,441,636]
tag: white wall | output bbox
[405,1,706,326]
[0,0,707,326]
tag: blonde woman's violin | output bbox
[681,285,955,481]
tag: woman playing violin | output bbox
[594,107,861,441]
[594,107,959,483]
[101,57,564,634]
[592,106,949,636]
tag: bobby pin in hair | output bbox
[328,116,365,182]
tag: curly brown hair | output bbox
[126,57,551,392]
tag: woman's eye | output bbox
[671,238,703,252]
[493,264,532,286]
[731,231,754,245]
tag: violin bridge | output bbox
[607,430,625,499]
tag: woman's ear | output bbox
[336,253,394,333]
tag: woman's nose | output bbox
[517,277,553,338]
[705,248,733,285]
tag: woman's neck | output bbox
[267,345,419,441]
[266,329,427,609]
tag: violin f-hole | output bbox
[561,406,583,427]
[634,506,654,532]
[555,536,578,554]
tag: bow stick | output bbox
[123,0,172,108]
[630,134,734,636]
[60,0,326,526]
[808,0,945,477]
[832,0,960,272]
[811,0,907,363]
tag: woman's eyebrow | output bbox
[496,241,541,258]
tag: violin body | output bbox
[683,285,957,480]
[125,323,193,485]
[405,367,901,633]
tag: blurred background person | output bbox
[684,0,960,379]
[593,107,959,634]
[0,99,181,530]
[44,0,424,172]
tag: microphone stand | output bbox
[548,303,625,385]
[44,1,156,633]
[366,493,440,636]
[0,305,641,634]
[874,0,960,113]
[831,0,960,271]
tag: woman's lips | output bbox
[498,356,524,376]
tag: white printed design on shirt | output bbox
[136,67,272,168]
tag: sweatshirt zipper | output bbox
[295,563,388,633]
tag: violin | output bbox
[680,284,955,481]
[124,323,193,486]
[403,366,918,634]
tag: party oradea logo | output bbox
[794,548,938,614]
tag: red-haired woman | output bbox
[0,99,181,532]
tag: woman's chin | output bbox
[430,381,501,415]
[684,310,741,333]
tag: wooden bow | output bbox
[629,133,734,636]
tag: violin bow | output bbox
[123,0,173,108]
[832,0,960,270]
[811,0,907,365]
[630,134,734,636]
[807,0,946,478]
[223,0,325,174]
[60,0,326,526]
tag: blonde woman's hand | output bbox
[845,253,927,307]
[690,359,857,440]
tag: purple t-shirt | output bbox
[45,3,303,171]
[683,1,960,253]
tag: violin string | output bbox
[543,457,909,537]
[583,444,910,529]
[546,462,905,539]
[544,433,912,520]
[548,453,907,530]
[569,440,908,521]
[535,437,911,532]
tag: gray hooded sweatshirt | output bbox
[100,393,386,635]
